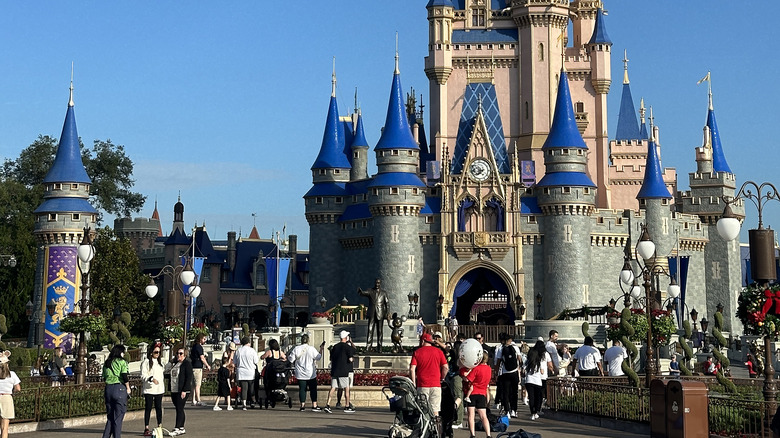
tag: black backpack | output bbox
[502,345,518,371]
[270,358,287,374]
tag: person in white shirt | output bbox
[0,351,20,438]
[572,336,604,377]
[233,336,259,410]
[141,343,165,436]
[603,340,629,377]
[545,330,561,375]
[524,340,548,420]
[288,333,324,411]
[494,333,521,418]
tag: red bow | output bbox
[761,289,780,317]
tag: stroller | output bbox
[382,376,439,438]
[439,373,458,438]
[262,358,293,409]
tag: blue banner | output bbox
[668,256,690,327]
[266,257,291,326]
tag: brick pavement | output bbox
[12,397,647,438]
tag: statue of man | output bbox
[358,278,389,351]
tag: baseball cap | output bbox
[340,330,350,339]
[537,336,544,342]
[421,333,434,343]
[433,331,443,338]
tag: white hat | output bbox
[537,336,544,342]
[340,330,350,339]
[433,331,443,338]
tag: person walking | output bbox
[525,340,548,421]
[102,344,130,438]
[494,333,521,418]
[50,346,67,386]
[325,331,355,413]
[234,336,258,410]
[141,343,165,436]
[213,360,233,411]
[669,355,681,377]
[289,334,325,411]
[260,339,287,408]
[410,332,448,425]
[572,336,603,377]
[545,330,561,376]
[190,334,211,407]
[0,351,20,438]
[168,347,194,436]
[462,352,492,438]
[603,340,628,377]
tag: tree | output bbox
[90,228,159,339]
[0,135,146,337]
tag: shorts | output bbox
[331,377,350,389]
[192,369,203,388]
[465,394,487,410]
[0,394,14,419]
[417,387,442,414]
[348,372,354,387]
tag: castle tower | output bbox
[535,70,596,318]
[615,50,640,141]
[350,113,370,181]
[151,199,163,237]
[678,83,743,331]
[368,54,426,317]
[585,7,612,208]
[424,0,455,159]
[29,81,97,350]
[173,194,185,235]
[305,66,351,312]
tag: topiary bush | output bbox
[581,321,590,337]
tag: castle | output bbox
[305,0,745,332]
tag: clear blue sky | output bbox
[0,2,777,250]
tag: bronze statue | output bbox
[358,278,389,351]
[388,312,405,353]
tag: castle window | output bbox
[499,44,505,50]
[477,44,482,50]
[510,44,515,49]
[584,188,591,194]
[392,150,399,156]
[455,44,460,50]
[335,197,343,204]
[71,183,79,190]
[362,220,367,228]
[684,222,689,230]
[408,150,414,156]
[54,183,62,190]
[341,223,346,230]
[315,197,323,204]
[563,187,571,194]
[412,188,419,195]
[527,216,537,224]
[354,151,359,158]
[351,222,356,229]
[362,194,367,201]
[201,267,212,283]
[48,213,57,221]
[334,169,341,174]
[318,169,326,175]
[466,44,471,50]
[426,216,434,224]
[72,214,80,221]
[662,199,670,206]
[575,102,584,112]
[487,44,493,50]
[471,8,485,26]
[253,260,266,291]
[696,223,701,231]
[543,188,550,195]
[391,188,399,195]
[525,102,529,119]
[547,150,554,156]
[616,217,623,225]
[538,43,544,61]
[577,149,584,155]
[562,149,569,155]
[372,188,378,196]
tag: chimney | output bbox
[227,231,237,272]
[289,235,298,273]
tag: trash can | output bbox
[666,380,709,438]
[650,378,669,438]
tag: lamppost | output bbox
[514,295,525,322]
[437,294,445,322]
[535,293,543,320]
[619,224,680,388]
[73,227,95,385]
[26,300,57,360]
[690,308,699,332]
[716,180,780,421]
[144,258,201,348]
[407,292,415,319]
[230,302,238,327]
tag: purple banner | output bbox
[44,246,79,352]
[521,160,536,186]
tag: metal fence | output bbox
[708,395,771,438]
[545,377,649,423]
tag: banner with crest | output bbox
[43,246,80,352]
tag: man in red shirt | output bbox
[410,332,449,417]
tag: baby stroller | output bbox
[382,376,439,438]
[439,373,457,438]
[262,358,293,409]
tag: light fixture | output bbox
[716,203,741,241]
[620,260,634,285]
[636,227,656,260]
[630,279,642,299]
[47,299,58,317]
[180,259,196,285]
[667,278,681,299]
[189,281,201,299]
[145,276,158,298]
[320,295,327,309]
[77,229,95,265]
[25,301,33,317]
[341,297,348,306]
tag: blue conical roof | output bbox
[43,105,91,184]
[542,71,587,150]
[707,108,732,173]
[588,9,612,45]
[426,0,454,7]
[639,120,648,139]
[615,83,640,141]
[311,96,351,170]
[352,114,369,148]
[637,140,672,199]
[375,72,420,150]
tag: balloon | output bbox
[458,338,484,370]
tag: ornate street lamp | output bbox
[437,294,445,321]
[319,295,327,309]
[717,180,780,417]
[73,227,95,385]
[407,291,415,319]
[535,293,543,319]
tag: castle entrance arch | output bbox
[448,265,515,325]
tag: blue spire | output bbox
[588,8,612,45]
[352,114,369,148]
[615,83,640,140]
[311,95,351,170]
[636,139,672,199]
[707,108,732,173]
[542,71,587,150]
[426,0,454,7]
[375,72,420,151]
[639,119,648,139]
[43,102,91,184]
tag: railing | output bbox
[430,324,525,343]
[708,395,770,437]
[545,377,649,423]
[326,305,366,324]
[126,348,142,362]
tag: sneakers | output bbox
[171,428,186,436]
[226,405,234,411]
[323,406,333,414]
[510,410,517,418]
[531,414,539,421]
[143,430,152,437]
[523,398,529,406]
[464,397,471,404]
[213,406,222,411]
[335,402,342,409]
[300,406,305,411]
[344,406,355,413]
[452,423,463,430]
[312,406,322,412]
[242,406,247,411]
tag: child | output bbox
[214,360,233,411]
[462,369,474,404]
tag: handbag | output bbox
[152,426,170,437]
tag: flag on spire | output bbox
[697,72,711,85]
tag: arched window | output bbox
[253,257,266,290]
[485,198,505,231]
[457,198,477,232]
[538,43,544,61]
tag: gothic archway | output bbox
[447,263,515,325]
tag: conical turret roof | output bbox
[542,71,587,150]
[311,95,351,170]
[636,139,672,199]
[706,108,732,173]
[616,84,640,140]
[43,102,91,184]
[375,71,419,151]
[588,8,612,45]
[352,114,369,148]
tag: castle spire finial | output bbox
[331,57,337,98]
[178,191,181,202]
[354,87,358,113]
[558,30,566,71]
[69,62,74,107]
[622,49,629,85]
[648,106,655,141]
[394,32,400,74]
[639,98,646,123]
[708,72,713,110]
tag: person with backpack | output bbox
[260,339,287,408]
[494,333,521,418]
[324,331,355,413]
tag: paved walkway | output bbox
[13,399,646,438]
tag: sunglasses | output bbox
[152,351,160,354]
[177,352,185,356]
[475,337,483,340]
